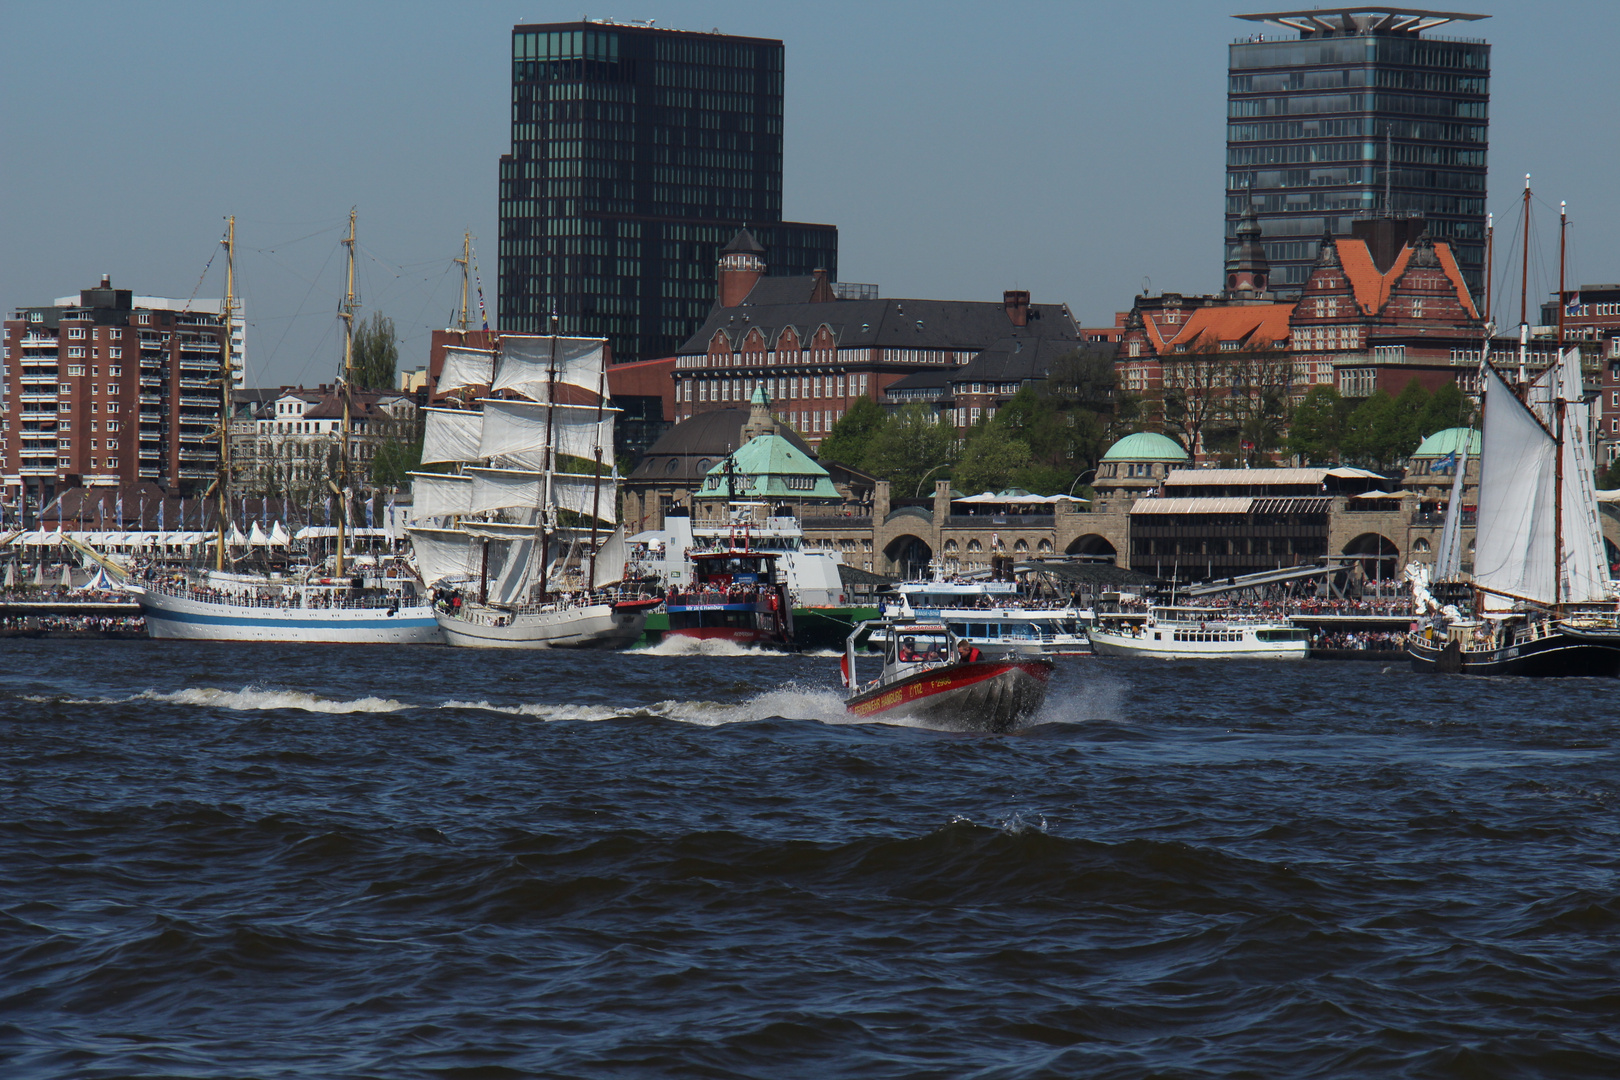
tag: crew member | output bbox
[956,640,982,664]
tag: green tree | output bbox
[351,311,398,391]
[1386,377,1431,462]
[815,396,886,470]
[1341,390,1394,466]
[955,422,1032,494]
[863,403,957,496]
[369,426,424,489]
[1418,379,1474,437]
[1288,384,1348,463]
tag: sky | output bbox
[4,1,1616,389]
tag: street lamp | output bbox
[915,462,952,498]
[1068,468,1097,497]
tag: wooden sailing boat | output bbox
[1410,190,1620,675]
[405,291,654,649]
[128,211,439,643]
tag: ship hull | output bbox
[127,584,441,644]
[1409,624,1620,677]
[436,602,646,649]
[845,659,1053,732]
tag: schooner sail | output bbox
[406,332,656,648]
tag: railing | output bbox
[802,516,871,529]
[945,513,1056,528]
[144,578,428,611]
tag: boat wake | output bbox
[634,636,793,657]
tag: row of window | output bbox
[1229,117,1486,145]
[680,372,870,402]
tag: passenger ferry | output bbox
[874,576,1090,656]
[664,547,794,649]
[1087,606,1309,660]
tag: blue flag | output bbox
[1433,451,1457,474]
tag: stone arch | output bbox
[1411,537,1431,554]
[943,539,958,553]
[1037,538,1053,554]
[1343,532,1400,581]
[883,534,933,579]
[1013,539,1029,553]
[966,539,983,553]
[1065,533,1118,560]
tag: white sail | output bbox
[485,535,537,605]
[593,526,627,588]
[408,472,474,522]
[1475,364,1559,609]
[477,398,616,462]
[437,347,494,394]
[467,467,617,523]
[407,526,477,584]
[421,408,483,465]
[1548,348,1609,602]
[493,335,606,397]
[1434,442,1469,579]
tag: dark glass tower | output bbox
[1227,9,1489,296]
[500,21,838,364]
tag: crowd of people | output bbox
[1309,629,1410,652]
[1,613,144,635]
[668,585,779,608]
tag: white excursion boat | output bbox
[1086,605,1310,660]
[842,619,1054,732]
[873,573,1090,656]
[406,326,656,649]
[127,213,442,646]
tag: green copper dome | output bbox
[1413,427,1481,457]
[1101,431,1190,462]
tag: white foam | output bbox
[135,687,410,714]
[633,636,793,657]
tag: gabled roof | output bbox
[1335,237,1478,319]
[696,432,839,500]
[949,335,1098,385]
[1160,303,1294,352]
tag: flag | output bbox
[97,499,105,531]
[839,652,851,689]
[157,498,165,531]
[386,494,398,542]
[365,496,374,529]
[1434,451,1457,474]
[324,495,332,526]
[116,493,124,529]
[1566,292,1583,317]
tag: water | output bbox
[3,640,1618,1079]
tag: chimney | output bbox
[809,267,834,304]
[1004,290,1030,327]
[100,274,111,288]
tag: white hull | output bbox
[877,603,1088,656]
[1088,623,1308,660]
[127,584,442,644]
[436,602,646,649]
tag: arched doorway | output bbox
[883,534,934,580]
[1065,533,1118,562]
[1343,533,1399,581]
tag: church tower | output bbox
[717,229,767,308]
[1223,205,1272,300]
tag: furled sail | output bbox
[1433,442,1469,579]
[1474,364,1558,609]
[408,472,473,522]
[493,335,606,397]
[407,526,477,584]
[436,347,495,394]
[477,398,616,463]
[421,408,483,465]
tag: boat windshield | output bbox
[889,631,951,664]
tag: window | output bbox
[107,384,117,394]
[67,328,86,340]
[109,348,122,359]
[58,457,70,468]
[90,402,97,413]
[107,457,118,468]
[59,402,72,413]
[67,348,84,358]
[109,365,120,376]
[107,439,118,449]
[138,314,151,325]
[107,402,119,413]
[107,420,120,431]
[67,365,85,377]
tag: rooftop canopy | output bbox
[1413,427,1482,458]
[1101,431,1190,463]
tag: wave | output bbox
[633,636,794,657]
[22,687,409,714]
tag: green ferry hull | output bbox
[637,605,877,650]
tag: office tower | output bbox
[500,20,838,364]
[1227,8,1489,296]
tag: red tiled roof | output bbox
[1164,303,1295,352]
[1336,238,1477,318]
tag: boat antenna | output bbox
[216,215,235,572]
[334,208,358,578]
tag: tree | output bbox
[351,311,398,391]
[1387,377,1431,462]
[954,422,1032,494]
[369,424,424,489]
[863,404,957,496]
[1418,379,1474,436]
[1288,384,1347,463]
[815,396,886,470]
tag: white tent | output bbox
[59,563,73,587]
[249,521,270,546]
[3,562,14,587]
[76,566,113,592]
[269,521,291,546]
[32,561,44,586]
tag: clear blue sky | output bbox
[3,2,1613,388]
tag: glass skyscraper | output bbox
[500,20,837,364]
[1226,9,1489,295]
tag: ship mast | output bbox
[455,232,471,332]
[335,208,358,577]
[215,216,236,571]
[1553,203,1569,608]
[538,315,559,597]
[1518,175,1531,385]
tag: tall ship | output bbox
[406,323,654,649]
[126,212,440,644]
[1409,346,1620,676]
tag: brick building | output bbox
[2,277,228,516]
